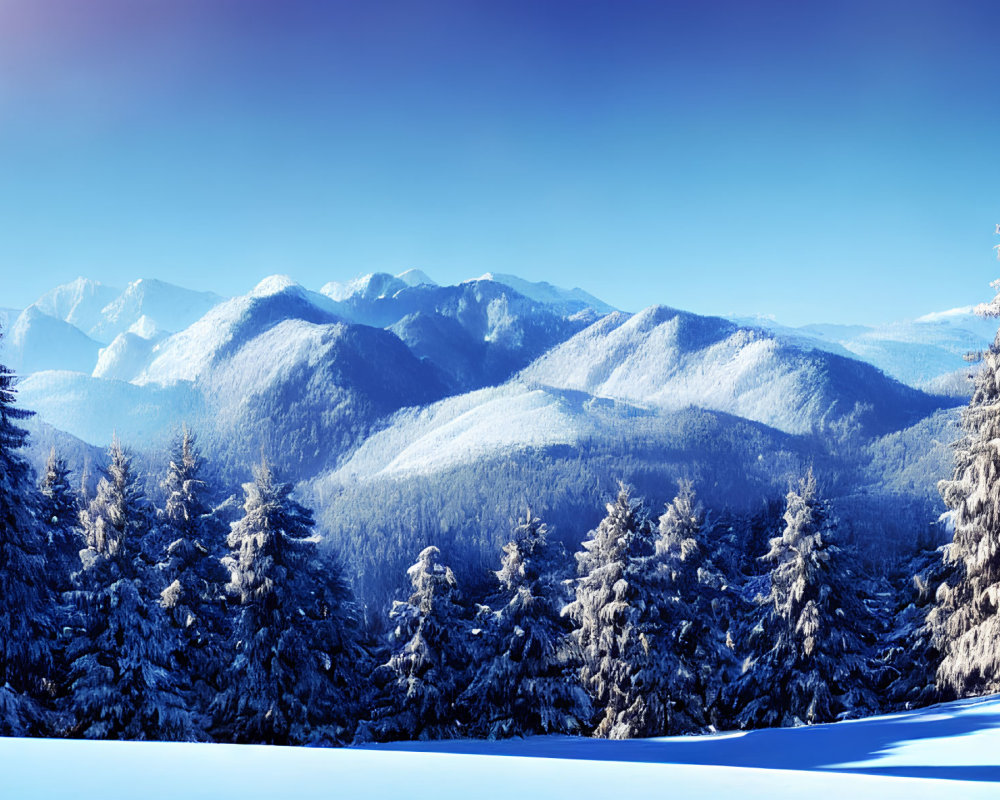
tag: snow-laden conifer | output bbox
[654,480,736,731]
[729,471,876,728]
[157,426,229,731]
[214,461,364,745]
[461,510,591,738]
[67,438,193,740]
[365,545,469,741]
[0,352,53,735]
[932,277,1000,697]
[564,484,667,738]
[39,447,82,593]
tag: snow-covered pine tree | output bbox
[654,480,736,731]
[460,510,591,738]
[67,438,193,741]
[39,447,82,593]
[729,471,876,728]
[157,426,230,731]
[932,276,1000,697]
[365,545,469,741]
[214,461,365,745]
[0,351,54,735]
[564,484,667,739]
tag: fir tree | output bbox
[365,545,469,741]
[39,447,82,593]
[654,480,736,731]
[214,461,364,745]
[461,510,591,738]
[67,438,193,741]
[0,352,53,735]
[157,427,229,731]
[932,277,1000,697]
[729,472,876,728]
[564,484,666,739]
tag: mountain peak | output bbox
[396,268,436,287]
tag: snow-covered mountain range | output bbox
[4,269,971,467]
[3,267,982,606]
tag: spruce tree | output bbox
[214,461,364,745]
[461,510,591,738]
[157,427,229,731]
[729,472,876,728]
[39,447,82,593]
[67,438,193,740]
[654,480,736,731]
[564,484,666,738]
[0,353,53,735]
[932,277,1000,697]
[365,545,469,741]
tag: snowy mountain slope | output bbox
[136,276,340,385]
[326,382,600,481]
[475,272,617,315]
[0,307,16,330]
[31,277,120,335]
[5,697,998,800]
[522,306,953,437]
[199,317,449,476]
[92,331,163,382]
[2,306,103,374]
[17,370,204,448]
[88,278,224,342]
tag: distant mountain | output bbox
[136,276,339,385]
[474,272,617,316]
[2,306,103,374]
[32,277,121,336]
[739,307,998,392]
[522,306,952,437]
[0,307,17,331]
[88,278,224,342]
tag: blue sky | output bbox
[1,0,998,325]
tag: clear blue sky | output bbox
[1,0,998,325]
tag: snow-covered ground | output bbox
[3,696,998,798]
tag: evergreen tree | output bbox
[364,545,469,741]
[728,472,876,728]
[39,447,82,592]
[157,426,229,731]
[461,510,591,738]
[654,480,737,731]
[564,484,667,739]
[214,461,364,745]
[0,352,53,735]
[932,277,1000,697]
[67,438,193,741]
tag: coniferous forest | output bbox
[3,298,1000,747]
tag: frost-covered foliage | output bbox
[729,472,877,728]
[363,545,469,742]
[654,480,738,730]
[157,427,230,730]
[39,447,82,593]
[67,438,193,740]
[214,462,364,745]
[932,287,1000,697]
[881,545,951,709]
[460,510,592,738]
[564,485,670,738]
[0,352,53,735]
